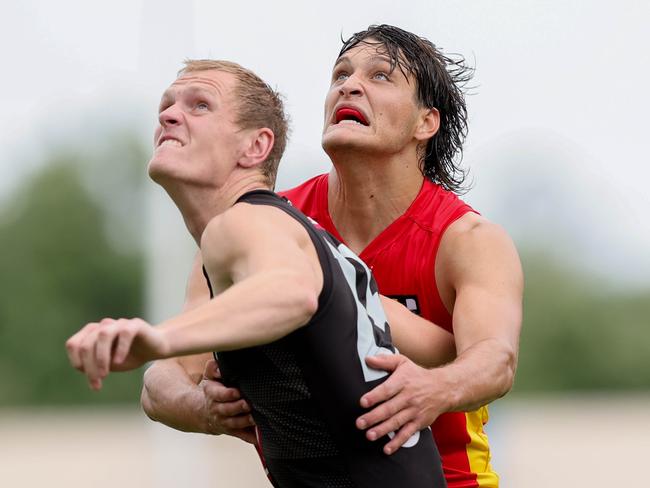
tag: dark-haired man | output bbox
[142,25,523,488]
[66,59,450,487]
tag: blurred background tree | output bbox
[0,129,648,407]
[0,132,148,405]
[515,249,650,392]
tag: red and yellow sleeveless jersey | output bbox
[280,173,498,488]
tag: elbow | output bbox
[497,346,518,398]
[140,369,159,423]
[140,390,157,422]
[280,270,320,327]
[296,287,319,325]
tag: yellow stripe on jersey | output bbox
[465,406,499,487]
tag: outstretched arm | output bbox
[158,204,320,355]
[66,204,322,392]
[141,254,456,438]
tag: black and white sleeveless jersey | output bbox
[205,190,446,488]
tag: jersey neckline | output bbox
[314,174,434,266]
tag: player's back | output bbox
[207,190,446,488]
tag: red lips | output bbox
[335,107,368,125]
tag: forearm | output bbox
[141,358,209,433]
[357,339,517,453]
[158,269,318,357]
[381,296,456,367]
[434,337,517,412]
[435,216,522,412]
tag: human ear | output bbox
[414,108,440,142]
[238,128,275,168]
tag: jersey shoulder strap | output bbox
[235,189,335,318]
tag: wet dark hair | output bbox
[339,24,473,193]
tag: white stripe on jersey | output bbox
[324,239,395,383]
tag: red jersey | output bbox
[280,174,498,488]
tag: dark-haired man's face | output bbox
[322,42,429,161]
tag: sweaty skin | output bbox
[142,39,522,470]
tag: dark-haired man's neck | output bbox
[326,152,423,254]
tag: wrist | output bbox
[187,383,216,434]
[149,382,209,434]
[429,364,461,413]
[157,322,180,358]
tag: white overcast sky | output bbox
[1,0,649,288]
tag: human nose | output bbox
[338,74,363,97]
[158,103,182,127]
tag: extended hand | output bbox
[356,354,445,455]
[66,317,169,390]
[201,359,257,444]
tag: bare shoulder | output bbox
[200,204,276,257]
[202,203,303,246]
[442,212,515,252]
[438,212,522,286]
[200,204,254,247]
[200,202,318,281]
[200,205,256,269]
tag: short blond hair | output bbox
[179,60,289,188]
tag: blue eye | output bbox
[334,72,349,82]
[196,101,209,110]
[373,72,389,81]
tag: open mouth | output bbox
[335,108,369,126]
[158,137,184,148]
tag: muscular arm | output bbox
[142,249,456,437]
[432,215,522,410]
[67,204,321,400]
[357,214,523,453]
[380,296,456,368]
[141,353,213,431]
[141,253,255,439]
[158,204,320,355]
[141,254,214,431]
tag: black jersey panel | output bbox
[206,190,446,488]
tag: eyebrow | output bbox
[333,54,392,69]
[159,89,174,107]
[158,92,174,112]
[333,55,351,68]
[159,85,216,109]
[183,85,216,99]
